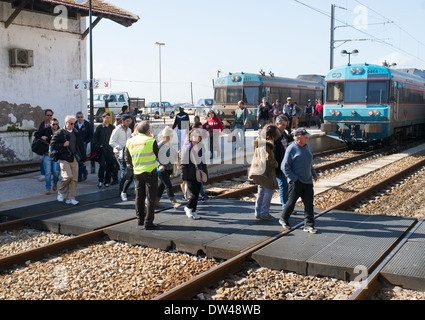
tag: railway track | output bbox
[0,162,40,179]
[154,155,425,300]
[1,145,425,300]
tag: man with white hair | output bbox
[50,115,86,205]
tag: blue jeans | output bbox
[42,154,59,190]
[255,185,275,217]
[276,172,288,211]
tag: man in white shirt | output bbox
[109,114,133,198]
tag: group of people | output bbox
[34,105,213,229]
[35,101,318,232]
[172,106,224,159]
[249,112,319,234]
[257,97,324,131]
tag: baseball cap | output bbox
[293,128,311,137]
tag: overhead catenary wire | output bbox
[293,0,425,63]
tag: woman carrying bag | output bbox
[156,126,180,209]
[248,124,281,220]
[35,118,61,194]
[181,128,208,219]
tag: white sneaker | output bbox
[57,192,64,202]
[66,199,79,205]
[185,206,200,220]
[121,192,128,201]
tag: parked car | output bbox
[88,92,145,122]
[180,103,195,115]
[144,102,175,119]
[195,98,213,117]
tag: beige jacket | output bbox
[248,138,278,190]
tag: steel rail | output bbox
[154,157,425,300]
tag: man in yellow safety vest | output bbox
[125,121,159,229]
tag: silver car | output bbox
[195,98,214,117]
[144,102,175,119]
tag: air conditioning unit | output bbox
[9,49,34,67]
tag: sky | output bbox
[89,0,425,104]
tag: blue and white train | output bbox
[322,63,425,144]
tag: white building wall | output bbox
[0,2,87,162]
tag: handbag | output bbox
[190,149,207,183]
[31,138,49,155]
[195,168,207,183]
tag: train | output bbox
[212,72,325,129]
[322,64,425,145]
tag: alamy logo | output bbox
[353,5,368,30]
[53,5,68,30]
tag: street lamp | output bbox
[74,0,99,173]
[155,42,165,123]
[341,49,359,65]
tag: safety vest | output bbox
[126,134,157,174]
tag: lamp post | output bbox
[340,49,359,65]
[74,0,97,173]
[155,42,165,123]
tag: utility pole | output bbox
[330,4,335,70]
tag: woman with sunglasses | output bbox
[34,117,60,194]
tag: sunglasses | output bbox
[52,123,59,126]
[46,114,53,117]
[67,122,75,126]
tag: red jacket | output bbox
[203,116,223,134]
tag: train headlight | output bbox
[368,111,373,116]
[335,111,341,116]
[351,68,356,74]
[235,76,241,82]
[329,109,335,116]
[357,68,364,74]
[351,111,356,116]
[374,109,380,116]
[231,76,235,81]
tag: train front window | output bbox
[214,87,226,104]
[326,82,344,103]
[243,87,260,104]
[227,87,243,104]
[344,81,367,103]
[367,81,389,104]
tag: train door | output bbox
[390,81,399,121]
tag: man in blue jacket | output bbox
[75,112,93,181]
[279,128,318,233]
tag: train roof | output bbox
[214,72,325,90]
[326,64,425,86]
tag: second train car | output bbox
[322,63,425,144]
[212,72,325,129]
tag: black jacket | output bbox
[94,123,115,153]
[172,111,190,130]
[51,128,86,163]
[274,130,293,175]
